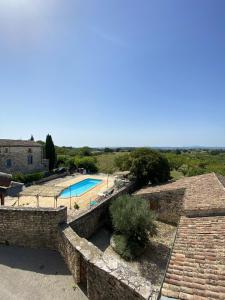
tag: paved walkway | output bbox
[0,245,87,300]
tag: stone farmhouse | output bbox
[0,139,48,174]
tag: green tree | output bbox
[45,134,56,171]
[130,148,170,186]
[74,156,98,173]
[30,135,34,141]
[114,153,132,171]
[110,194,157,260]
[78,146,92,156]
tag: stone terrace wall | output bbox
[0,206,66,249]
[140,188,185,225]
[58,224,151,300]
[69,183,136,239]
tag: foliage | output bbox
[129,148,170,185]
[114,153,132,171]
[165,150,225,177]
[30,135,34,141]
[95,153,119,174]
[74,202,79,210]
[112,234,144,261]
[45,134,56,171]
[104,147,114,153]
[78,146,92,156]
[13,172,45,184]
[110,194,157,260]
[74,156,98,173]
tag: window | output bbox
[6,159,12,168]
[4,148,8,153]
[27,155,33,165]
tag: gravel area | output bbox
[90,221,177,297]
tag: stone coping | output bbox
[0,205,66,212]
[60,224,152,299]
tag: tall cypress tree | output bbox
[45,134,56,171]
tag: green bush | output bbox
[13,172,45,184]
[113,234,144,261]
[110,194,157,260]
[74,156,98,173]
[114,153,132,171]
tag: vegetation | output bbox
[74,156,98,173]
[164,150,225,177]
[13,172,45,184]
[45,134,56,171]
[110,194,157,260]
[53,144,225,179]
[129,148,170,185]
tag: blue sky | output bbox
[0,0,225,147]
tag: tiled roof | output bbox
[136,173,225,299]
[0,139,42,147]
[161,216,225,300]
[136,173,225,217]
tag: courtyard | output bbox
[0,245,87,300]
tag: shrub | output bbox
[114,153,132,171]
[110,194,157,260]
[13,172,45,184]
[74,156,98,173]
[74,202,79,210]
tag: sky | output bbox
[0,0,225,147]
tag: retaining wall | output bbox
[58,224,151,300]
[0,206,66,249]
[140,188,185,225]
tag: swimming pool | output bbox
[59,178,102,198]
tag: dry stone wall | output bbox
[0,206,66,249]
[58,224,152,300]
[139,188,185,225]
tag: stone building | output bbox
[0,139,48,174]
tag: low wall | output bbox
[0,206,66,249]
[140,188,185,225]
[69,183,136,239]
[58,224,151,300]
[32,171,70,185]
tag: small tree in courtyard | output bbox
[45,134,56,171]
[110,194,157,260]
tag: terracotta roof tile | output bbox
[0,139,42,147]
[161,216,225,300]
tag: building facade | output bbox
[0,140,48,174]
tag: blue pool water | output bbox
[60,178,102,198]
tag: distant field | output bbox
[95,150,225,178]
[94,152,128,174]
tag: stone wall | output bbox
[58,224,151,300]
[69,183,136,239]
[140,188,185,225]
[0,145,47,174]
[0,206,66,249]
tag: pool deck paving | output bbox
[6,174,115,216]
